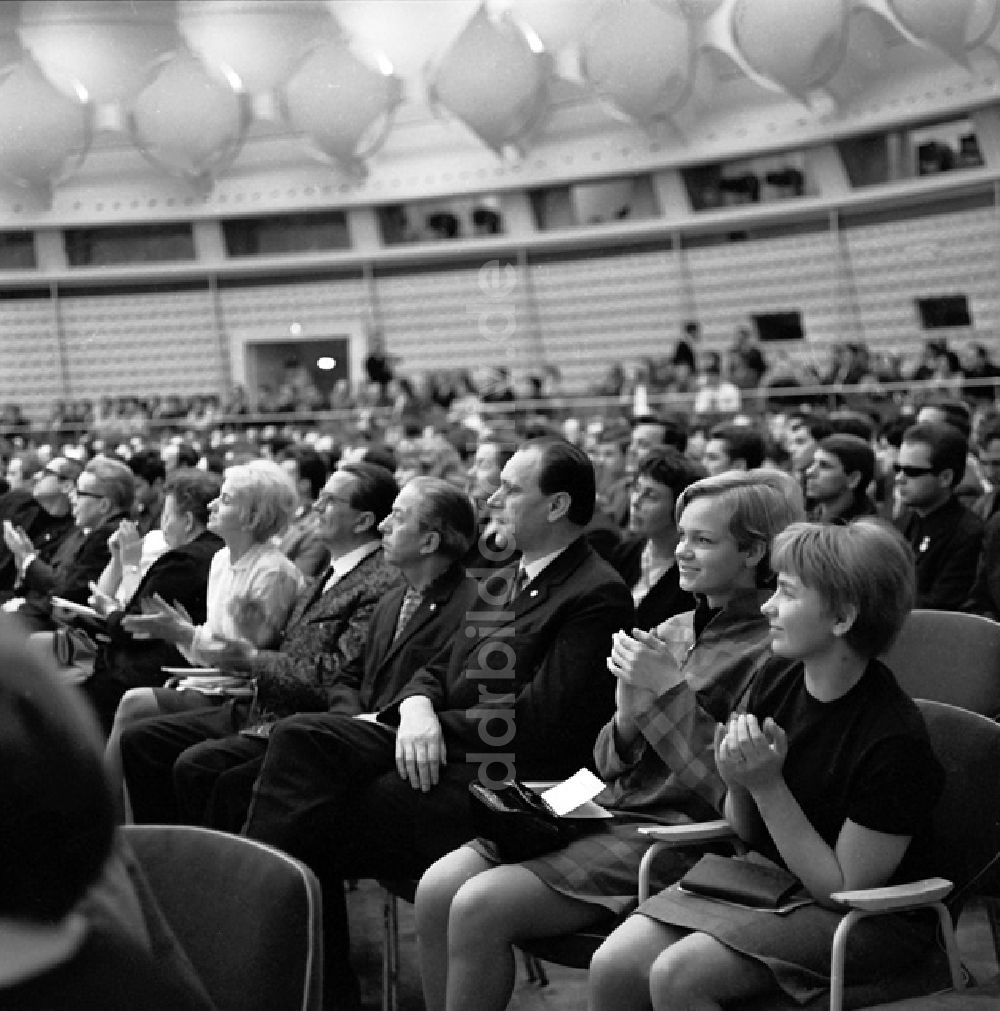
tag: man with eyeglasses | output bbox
[893,421,983,610]
[0,456,81,602]
[3,457,134,631]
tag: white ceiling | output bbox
[0,0,997,218]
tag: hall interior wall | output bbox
[2,53,1000,417]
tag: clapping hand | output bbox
[3,520,34,567]
[714,713,787,791]
[607,627,684,693]
[121,593,190,644]
[88,580,118,618]
[198,636,256,674]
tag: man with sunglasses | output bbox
[893,421,983,610]
[0,456,81,602]
[3,456,134,631]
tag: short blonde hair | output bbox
[676,469,805,585]
[225,459,298,542]
[770,518,915,657]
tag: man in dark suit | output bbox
[609,446,702,630]
[80,468,224,734]
[4,456,135,631]
[242,437,633,1009]
[0,456,80,602]
[894,422,983,610]
[119,461,400,826]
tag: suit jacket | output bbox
[385,535,634,780]
[966,510,1000,620]
[249,545,401,718]
[895,496,983,611]
[18,513,128,628]
[609,536,695,631]
[0,490,74,595]
[325,562,480,716]
[94,530,224,689]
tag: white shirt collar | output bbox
[521,545,568,585]
[324,540,382,589]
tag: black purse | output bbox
[468,780,593,862]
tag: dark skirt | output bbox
[468,814,706,917]
[638,856,939,1004]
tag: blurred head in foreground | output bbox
[0,618,114,923]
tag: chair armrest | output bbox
[637,820,739,902]
[637,819,736,845]
[830,877,953,913]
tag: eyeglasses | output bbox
[314,493,355,512]
[979,456,1000,469]
[73,485,104,499]
[41,466,68,480]
[893,464,937,479]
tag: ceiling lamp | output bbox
[580,0,694,128]
[126,49,250,194]
[426,3,553,158]
[674,0,727,19]
[969,0,1000,47]
[862,0,984,63]
[0,54,91,204]
[501,0,603,51]
[727,0,850,102]
[178,0,332,95]
[17,0,177,105]
[279,35,402,177]
[822,6,894,104]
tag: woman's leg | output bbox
[649,931,775,1011]
[104,687,161,820]
[443,861,605,1011]
[416,845,492,1011]
[589,914,687,1011]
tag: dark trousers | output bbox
[241,714,479,1010]
[120,700,250,825]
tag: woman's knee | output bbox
[114,687,160,726]
[649,946,698,1006]
[415,848,487,931]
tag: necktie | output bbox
[506,566,529,608]
[393,587,422,642]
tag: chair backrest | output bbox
[917,700,1000,910]
[882,609,1000,717]
[122,824,323,1011]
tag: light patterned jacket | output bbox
[593,587,775,824]
[248,546,401,720]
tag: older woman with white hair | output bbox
[104,461,305,809]
[122,459,305,663]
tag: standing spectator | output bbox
[364,329,395,399]
[894,422,983,610]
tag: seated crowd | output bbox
[1,366,998,1009]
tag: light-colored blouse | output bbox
[185,542,305,665]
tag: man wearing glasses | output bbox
[4,457,134,631]
[0,457,81,602]
[893,421,983,610]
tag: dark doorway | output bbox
[246,337,350,410]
